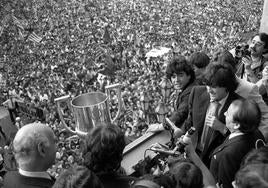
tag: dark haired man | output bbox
[210,99,264,188]
[183,62,241,167]
[83,123,136,188]
[188,51,210,85]
[166,56,196,128]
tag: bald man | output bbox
[3,123,56,188]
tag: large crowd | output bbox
[0,0,267,185]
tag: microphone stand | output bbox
[163,118,176,149]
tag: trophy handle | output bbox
[54,95,77,135]
[105,83,123,123]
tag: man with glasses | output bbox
[241,33,268,83]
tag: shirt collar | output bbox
[229,132,244,139]
[210,92,229,106]
[218,93,229,106]
[19,168,51,180]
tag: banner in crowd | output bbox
[16,101,44,120]
[145,47,171,58]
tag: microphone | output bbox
[177,127,196,153]
[150,147,180,156]
[165,117,183,138]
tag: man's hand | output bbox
[183,138,198,161]
[242,56,252,70]
[206,115,226,135]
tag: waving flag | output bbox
[95,45,106,60]
[0,26,3,37]
[28,32,42,43]
[12,16,28,30]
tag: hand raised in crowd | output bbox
[242,56,252,70]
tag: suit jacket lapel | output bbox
[201,88,210,114]
[207,92,241,153]
[189,86,210,139]
[219,92,241,122]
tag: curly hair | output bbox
[82,123,126,173]
[168,161,203,188]
[203,62,238,92]
[165,56,195,84]
[52,165,103,188]
[189,51,210,69]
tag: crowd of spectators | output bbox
[0,0,265,178]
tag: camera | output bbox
[235,44,251,58]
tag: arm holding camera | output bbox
[183,138,217,188]
[242,56,260,83]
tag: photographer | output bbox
[241,33,268,83]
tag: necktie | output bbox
[202,101,221,151]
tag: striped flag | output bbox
[95,45,105,60]
[28,32,42,43]
[13,16,28,30]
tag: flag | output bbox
[28,32,42,43]
[0,26,3,37]
[95,45,105,60]
[13,16,28,30]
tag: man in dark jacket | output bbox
[183,63,241,166]
[210,99,265,188]
[3,123,56,188]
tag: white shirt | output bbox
[229,132,244,140]
[19,168,52,180]
[199,93,229,151]
[217,93,229,114]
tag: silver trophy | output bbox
[55,83,123,136]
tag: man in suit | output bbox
[210,99,264,188]
[183,62,241,166]
[3,123,56,188]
